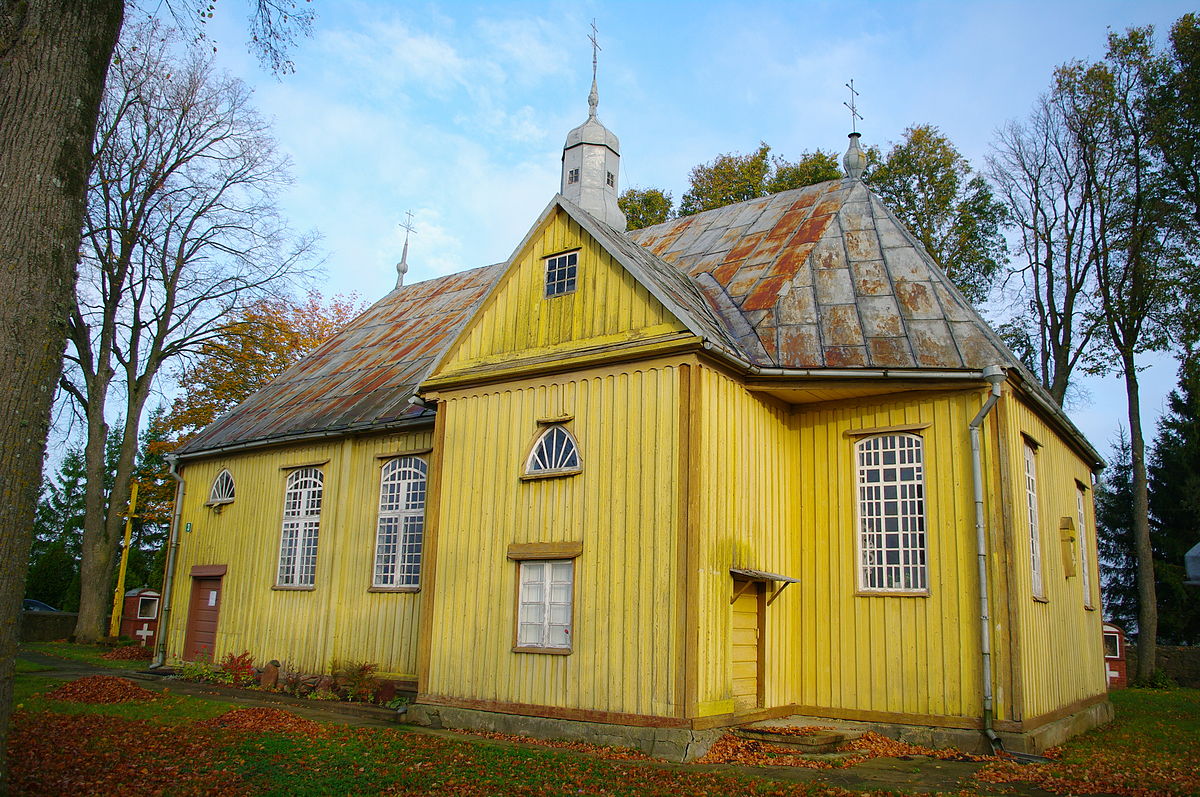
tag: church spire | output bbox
[842,79,867,180]
[395,210,415,288]
[561,20,626,230]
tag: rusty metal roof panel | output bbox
[177,263,503,455]
[626,179,1021,373]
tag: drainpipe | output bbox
[970,365,1007,752]
[152,454,185,669]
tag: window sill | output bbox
[520,468,581,482]
[368,586,420,593]
[855,589,929,598]
[272,585,316,591]
[1033,595,1049,604]
[512,646,572,656]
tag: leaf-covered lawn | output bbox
[976,688,1200,795]
[20,641,151,670]
[9,675,1199,796]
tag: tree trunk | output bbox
[1123,354,1158,679]
[0,0,124,786]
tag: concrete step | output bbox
[733,726,862,753]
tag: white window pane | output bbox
[548,624,570,646]
[551,561,573,582]
[518,623,541,646]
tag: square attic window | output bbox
[544,252,577,297]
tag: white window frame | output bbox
[373,456,427,589]
[515,559,574,652]
[544,251,578,297]
[207,469,235,507]
[523,425,582,477]
[1077,483,1093,608]
[855,433,928,593]
[1024,443,1045,598]
[137,596,159,619]
[277,467,323,588]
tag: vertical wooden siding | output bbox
[164,428,433,677]
[695,367,1015,721]
[693,366,796,716]
[424,361,682,718]
[999,393,1106,720]
[439,209,686,374]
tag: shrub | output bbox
[333,660,380,702]
[277,661,307,696]
[219,651,257,687]
[175,653,224,684]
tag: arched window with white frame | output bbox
[524,425,581,476]
[278,467,323,587]
[374,456,427,588]
[857,433,927,592]
[207,469,235,507]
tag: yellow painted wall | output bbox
[423,360,684,718]
[692,366,1018,722]
[437,207,687,375]
[164,427,434,677]
[998,391,1107,720]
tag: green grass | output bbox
[20,641,150,670]
[13,672,228,724]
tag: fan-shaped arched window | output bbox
[277,467,323,587]
[524,425,581,476]
[856,433,926,592]
[374,456,427,588]
[207,469,235,507]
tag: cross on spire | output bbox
[844,79,863,134]
[396,210,416,288]
[587,19,601,118]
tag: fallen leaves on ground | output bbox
[752,725,836,737]
[697,729,995,769]
[9,711,243,796]
[456,728,652,760]
[198,706,327,737]
[45,675,157,704]
[100,645,153,661]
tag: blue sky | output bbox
[198,0,1196,462]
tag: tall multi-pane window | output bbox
[278,468,323,587]
[1024,443,1044,597]
[857,433,927,592]
[544,252,578,297]
[516,560,573,650]
[1077,484,1092,607]
[374,456,427,588]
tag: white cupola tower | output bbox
[561,26,626,230]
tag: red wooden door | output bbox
[183,577,222,660]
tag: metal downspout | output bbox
[970,365,1007,752]
[152,454,185,668]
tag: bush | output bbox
[175,653,225,684]
[219,651,256,687]
[1130,669,1177,689]
[332,660,380,702]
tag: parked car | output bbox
[22,599,59,612]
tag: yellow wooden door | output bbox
[732,586,761,712]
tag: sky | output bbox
[189,0,1196,465]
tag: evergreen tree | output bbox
[1096,429,1139,632]
[26,448,88,611]
[1147,355,1200,644]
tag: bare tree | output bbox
[989,92,1103,406]
[62,20,316,642]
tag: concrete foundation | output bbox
[405,697,1114,761]
[404,704,724,762]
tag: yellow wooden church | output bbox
[157,77,1111,758]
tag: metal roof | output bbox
[176,264,503,456]
[627,179,1017,371]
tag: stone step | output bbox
[733,726,862,754]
